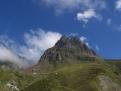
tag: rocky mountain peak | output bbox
[55,36,82,48]
[39,36,97,65]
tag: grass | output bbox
[1,60,121,91]
[22,63,107,91]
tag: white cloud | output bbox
[0,29,62,68]
[77,9,99,23]
[24,29,61,50]
[19,29,62,64]
[38,0,106,13]
[116,0,121,10]
[0,46,24,67]
[0,36,28,68]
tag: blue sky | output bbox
[0,0,121,67]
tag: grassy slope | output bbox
[0,70,34,91]
[107,61,121,71]
[22,61,121,91]
[1,60,121,91]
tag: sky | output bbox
[0,0,121,67]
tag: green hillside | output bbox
[22,62,121,91]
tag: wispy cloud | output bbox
[35,0,106,14]
[76,9,100,23]
[116,0,121,10]
[0,35,28,68]
[33,0,106,24]
[19,29,62,64]
[0,46,26,68]
[0,28,62,68]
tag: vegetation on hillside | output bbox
[22,62,121,91]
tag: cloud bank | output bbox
[0,29,62,68]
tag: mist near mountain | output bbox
[0,29,62,68]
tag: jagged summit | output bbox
[55,36,96,55]
[26,36,98,73]
[39,36,97,64]
[55,36,83,48]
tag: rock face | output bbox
[39,36,97,65]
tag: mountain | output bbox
[39,36,97,63]
[26,36,98,74]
